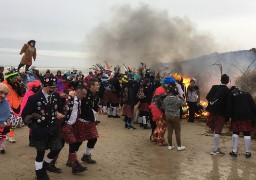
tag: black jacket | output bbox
[80,90,99,122]
[22,90,63,140]
[206,85,232,117]
[231,91,256,122]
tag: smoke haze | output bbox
[86,5,217,67]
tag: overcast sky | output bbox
[0,0,256,71]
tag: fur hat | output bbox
[221,74,229,84]
[41,77,57,87]
[163,76,176,85]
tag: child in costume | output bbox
[0,83,11,154]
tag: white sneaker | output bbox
[8,137,16,143]
[177,146,185,151]
[168,145,174,150]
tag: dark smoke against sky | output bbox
[86,4,218,67]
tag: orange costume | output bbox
[20,43,36,66]
[2,80,22,111]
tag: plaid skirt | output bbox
[138,102,150,112]
[74,120,99,142]
[206,114,226,133]
[103,90,121,104]
[32,136,63,151]
[61,124,76,144]
[230,120,253,132]
[123,104,134,119]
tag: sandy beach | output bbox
[1,115,256,180]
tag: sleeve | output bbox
[33,48,36,60]
[20,44,28,54]
[225,89,232,118]
[248,94,256,116]
[162,96,168,111]
[178,97,186,106]
[206,86,214,101]
[176,83,184,96]
[67,102,78,125]
[21,95,36,120]
[56,94,64,113]
[92,96,100,112]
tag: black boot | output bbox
[69,153,87,174]
[72,161,87,174]
[35,169,49,180]
[42,162,50,180]
[81,154,96,164]
[46,154,62,173]
[46,163,62,173]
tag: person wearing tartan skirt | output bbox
[229,86,256,158]
[22,77,65,180]
[61,85,88,174]
[79,78,103,164]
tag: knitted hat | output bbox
[163,76,176,85]
[41,77,57,87]
[221,74,229,84]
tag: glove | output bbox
[24,113,41,125]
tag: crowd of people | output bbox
[0,40,255,180]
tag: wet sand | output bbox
[1,116,256,180]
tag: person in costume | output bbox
[3,71,24,143]
[149,76,176,146]
[137,78,152,129]
[0,83,11,154]
[103,67,122,118]
[22,76,65,180]
[229,86,256,158]
[206,74,232,155]
[61,85,88,174]
[122,78,137,129]
[18,80,41,147]
[18,40,36,72]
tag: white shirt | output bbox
[67,96,80,125]
[42,89,51,103]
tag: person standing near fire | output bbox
[229,86,256,158]
[186,78,200,123]
[206,74,232,155]
[18,40,36,72]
